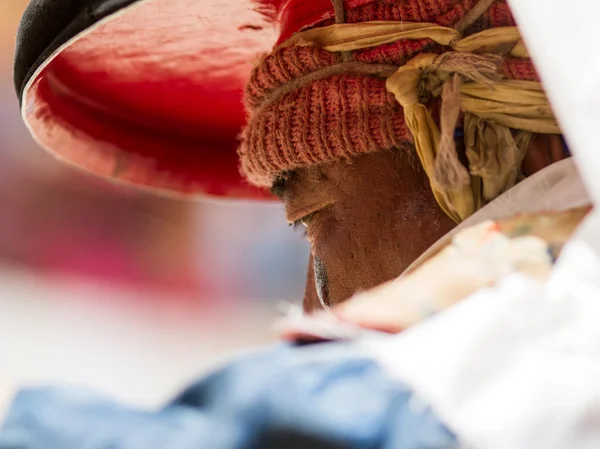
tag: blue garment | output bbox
[0,343,457,449]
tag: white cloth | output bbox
[507,0,600,208]
[362,161,600,449]
[364,238,600,449]
[364,1,600,443]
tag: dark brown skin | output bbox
[277,135,568,312]
[280,149,456,309]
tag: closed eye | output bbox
[287,202,332,239]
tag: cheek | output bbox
[309,215,362,306]
[308,195,454,306]
[308,205,413,305]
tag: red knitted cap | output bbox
[239,0,539,187]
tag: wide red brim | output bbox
[21,0,287,200]
[20,0,355,199]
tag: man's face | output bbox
[276,134,568,311]
[276,148,456,310]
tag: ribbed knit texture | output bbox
[239,0,540,187]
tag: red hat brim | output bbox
[16,0,310,200]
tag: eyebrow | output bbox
[270,171,294,199]
[270,177,287,199]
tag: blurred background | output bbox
[0,2,309,408]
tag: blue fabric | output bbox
[0,343,457,449]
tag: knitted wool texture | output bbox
[239,0,539,187]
